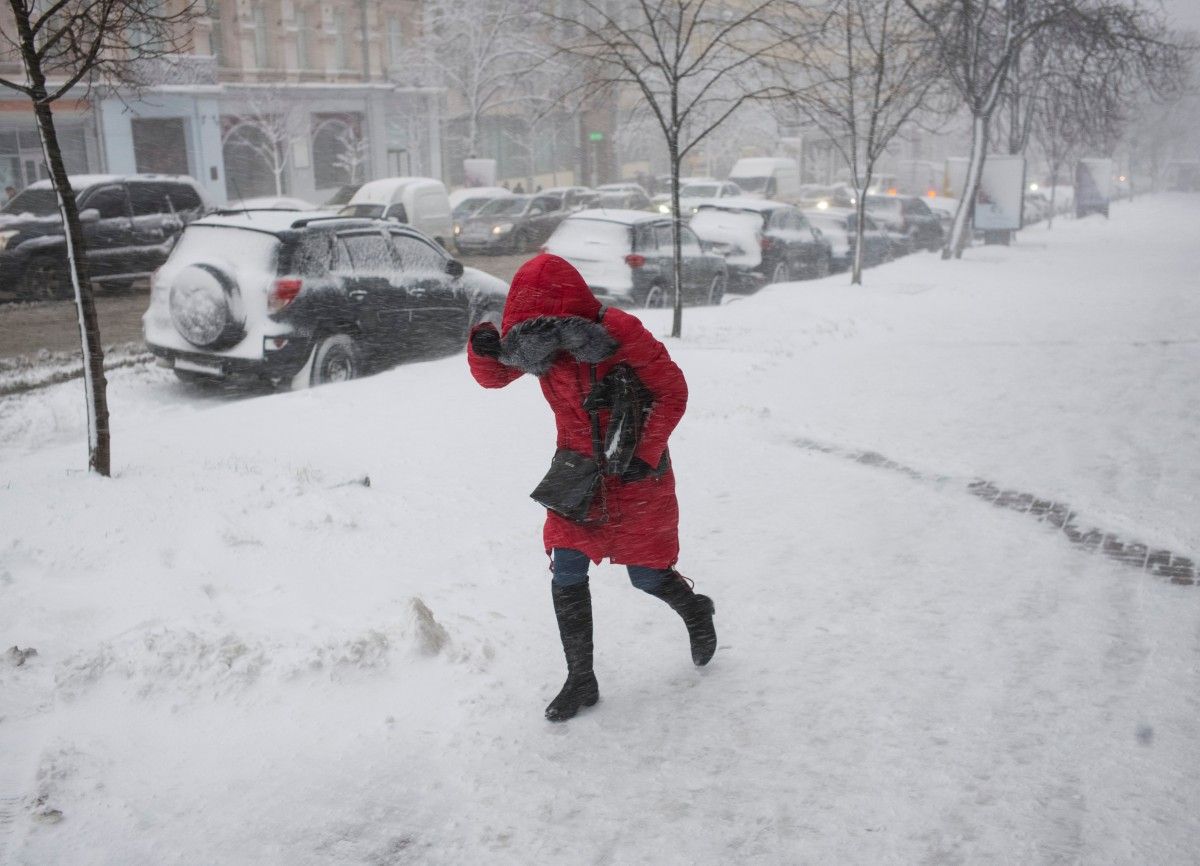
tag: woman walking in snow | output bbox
[467,253,717,722]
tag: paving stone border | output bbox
[792,437,1196,586]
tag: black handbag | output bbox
[529,365,607,524]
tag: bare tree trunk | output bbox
[852,172,871,286]
[669,135,683,339]
[32,98,110,475]
[945,113,989,259]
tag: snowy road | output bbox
[1,195,1198,864]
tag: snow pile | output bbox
[1,195,1198,864]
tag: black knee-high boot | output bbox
[645,571,717,666]
[545,582,600,722]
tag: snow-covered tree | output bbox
[787,0,944,284]
[550,0,807,338]
[0,0,198,476]
[222,88,304,198]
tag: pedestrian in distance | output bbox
[467,253,717,722]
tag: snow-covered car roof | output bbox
[229,196,318,211]
[26,174,199,191]
[448,187,512,209]
[693,197,786,214]
[567,209,667,226]
[191,210,360,234]
[351,177,445,205]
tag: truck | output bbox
[728,157,801,202]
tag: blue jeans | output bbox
[551,547,669,592]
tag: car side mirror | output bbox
[79,208,100,223]
[445,259,464,278]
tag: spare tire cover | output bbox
[169,263,244,349]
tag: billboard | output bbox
[974,155,1026,231]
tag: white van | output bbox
[340,178,453,248]
[728,157,801,202]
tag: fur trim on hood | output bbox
[498,315,618,376]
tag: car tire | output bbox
[642,283,667,309]
[21,255,71,301]
[771,261,791,284]
[310,334,361,386]
[706,273,725,306]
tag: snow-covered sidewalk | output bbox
[1,195,1198,864]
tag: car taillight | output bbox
[759,235,774,252]
[625,253,646,269]
[269,278,302,313]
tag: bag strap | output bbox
[588,304,608,464]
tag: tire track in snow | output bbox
[792,436,1197,586]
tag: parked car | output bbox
[449,186,512,214]
[864,194,944,252]
[593,189,652,211]
[804,207,892,272]
[143,211,508,388]
[543,209,727,308]
[689,198,832,291]
[650,176,714,213]
[674,180,744,215]
[797,184,857,210]
[454,193,568,254]
[339,178,453,248]
[539,186,595,212]
[0,173,210,300]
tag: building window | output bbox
[295,8,310,69]
[252,3,271,68]
[208,0,225,64]
[332,18,348,70]
[387,18,403,66]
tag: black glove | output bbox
[470,323,501,358]
[620,457,655,482]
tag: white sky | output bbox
[1162,0,1200,33]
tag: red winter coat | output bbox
[467,254,688,569]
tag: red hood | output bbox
[501,253,602,335]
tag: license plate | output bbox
[174,357,224,377]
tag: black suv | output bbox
[143,211,509,388]
[0,174,210,299]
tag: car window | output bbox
[85,185,130,219]
[127,183,169,216]
[534,196,560,212]
[340,233,396,274]
[634,224,657,252]
[292,232,336,277]
[679,227,701,253]
[392,233,446,274]
[723,184,740,197]
[653,224,674,250]
[907,198,932,216]
[794,211,810,231]
[528,203,544,216]
[385,203,409,222]
[167,183,202,211]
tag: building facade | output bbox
[0,0,441,205]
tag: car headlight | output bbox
[657,203,671,214]
[0,230,20,251]
[816,200,828,209]
[492,222,514,235]
[453,223,462,235]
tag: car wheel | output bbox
[706,273,725,305]
[21,256,70,301]
[642,283,667,309]
[771,261,791,284]
[310,334,361,386]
